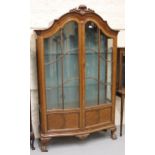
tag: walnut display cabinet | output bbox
[35,5,119,152]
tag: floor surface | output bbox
[30,126,125,155]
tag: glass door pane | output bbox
[85,21,113,107]
[63,22,79,108]
[44,31,62,109]
[85,21,98,106]
[44,21,79,109]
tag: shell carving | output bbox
[70,5,94,15]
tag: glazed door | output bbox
[44,21,81,130]
[84,21,113,127]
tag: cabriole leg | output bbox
[111,127,117,140]
[40,137,50,152]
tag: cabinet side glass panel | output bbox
[100,33,113,103]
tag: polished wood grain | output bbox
[79,20,85,129]
[47,112,79,130]
[36,37,47,133]
[35,5,119,152]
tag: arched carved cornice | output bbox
[35,5,118,37]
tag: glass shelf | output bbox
[44,48,78,55]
